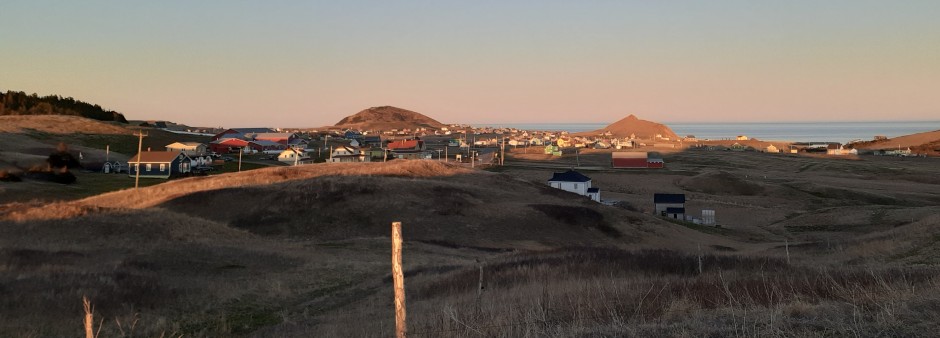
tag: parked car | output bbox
[222,156,235,162]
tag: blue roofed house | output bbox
[653,193,686,219]
[128,151,192,179]
[547,170,601,202]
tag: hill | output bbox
[0,90,128,123]
[0,160,723,336]
[851,129,940,155]
[334,106,446,131]
[575,114,679,139]
[0,115,132,135]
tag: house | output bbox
[252,132,297,145]
[736,135,750,141]
[362,136,384,148]
[547,170,600,202]
[277,148,307,165]
[387,139,424,151]
[653,193,686,218]
[249,140,288,153]
[330,146,370,163]
[210,138,256,154]
[392,150,433,160]
[165,142,207,156]
[127,151,192,179]
[730,143,747,151]
[211,128,276,142]
[764,144,780,153]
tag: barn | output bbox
[612,152,664,168]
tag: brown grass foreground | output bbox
[0,160,475,222]
[283,248,940,337]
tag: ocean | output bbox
[472,121,940,143]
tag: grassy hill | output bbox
[0,90,128,123]
[2,151,940,336]
[0,160,726,336]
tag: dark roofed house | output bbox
[128,151,192,179]
[547,170,600,202]
[654,193,686,217]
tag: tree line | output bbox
[0,90,128,123]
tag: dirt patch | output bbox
[529,204,622,238]
[678,170,765,195]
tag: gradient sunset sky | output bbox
[2,1,938,127]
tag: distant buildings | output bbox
[653,193,685,219]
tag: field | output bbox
[1,143,940,336]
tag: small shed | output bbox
[653,193,686,216]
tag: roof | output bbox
[232,128,276,134]
[212,138,250,146]
[387,140,420,150]
[548,170,591,183]
[666,207,686,214]
[166,142,204,147]
[128,151,186,163]
[587,187,599,193]
[252,132,294,139]
[249,140,282,146]
[612,152,647,159]
[654,193,685,204]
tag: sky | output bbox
[1,1,938,127]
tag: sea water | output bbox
[473,121,940,143]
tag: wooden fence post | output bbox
[392,222,407,338]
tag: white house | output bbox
[165,142,207,156]
[330,146,370,163]
[277,148,307,165]
[547,170,600,202]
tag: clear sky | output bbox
[1,1,938,127]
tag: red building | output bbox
[612,152,663,169]
[209,138,257,154]
[387,139,424,151]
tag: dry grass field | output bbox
[1,145,939,336]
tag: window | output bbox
[159,164,166,172]
[574,183,580,190]
[146,164,152,171]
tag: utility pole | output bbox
[238,147,243,172]
[444,146,448,162]
[576,147,580,167]
[501,136,505,166]
[134,129,147,189]
[436,149,443,161]
[391,221,407,338]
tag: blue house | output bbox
[128,151,193,179]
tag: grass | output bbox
[309,248,940,336]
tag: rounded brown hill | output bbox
[576,114,679,139]
[334,106,445,131]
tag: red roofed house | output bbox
[127,151,192,179]
[386,139,424,151]
[252,132,297,145]
[210,138,263,154]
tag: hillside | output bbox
[0,90,128,123]
[334,106,446,131]
[0,160,723,336]
[851,129,940,155]
[575,114,679,139]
